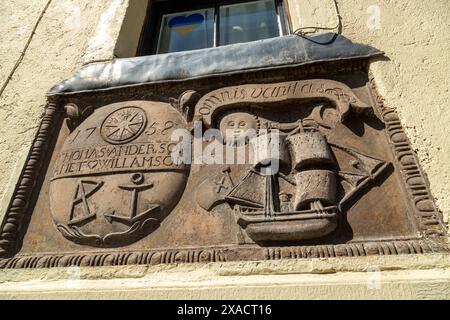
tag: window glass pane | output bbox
[219,0,279,46]
[158,8,214,54]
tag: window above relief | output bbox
[138,0,290,56]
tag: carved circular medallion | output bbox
[100,107,147,144]
[50,101,188,248]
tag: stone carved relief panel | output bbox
[0,74,447,269]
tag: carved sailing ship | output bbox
[221,122,389,242]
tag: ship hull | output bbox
[236,206,338,242]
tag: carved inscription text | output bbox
[52,142,180,179]
[195,79,373,127]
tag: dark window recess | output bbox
[138,0,290,55]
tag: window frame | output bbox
[137,0,291,56]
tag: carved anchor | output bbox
[104,173,160,225]
[68,180,103,226]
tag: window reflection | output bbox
[156,1,282,54]
[219,0,279,46]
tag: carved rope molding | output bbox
[368,74,447,237]
[0,101,61,258]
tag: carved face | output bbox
[219,112,258,143]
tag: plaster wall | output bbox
[0,0,130,222]
[0,0,449,299]
[114,0,150,58]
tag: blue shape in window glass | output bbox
[158,9,214,53]
[168,14,205,36]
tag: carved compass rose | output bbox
[100,107,147,144]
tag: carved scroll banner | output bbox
[194,79,374,128]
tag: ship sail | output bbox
[226,170,266,208]
[329,142,389,208]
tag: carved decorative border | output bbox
[0,239,447,269]
[368,74,447,237]
[0,67,447,269]
[0,101,61,258]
